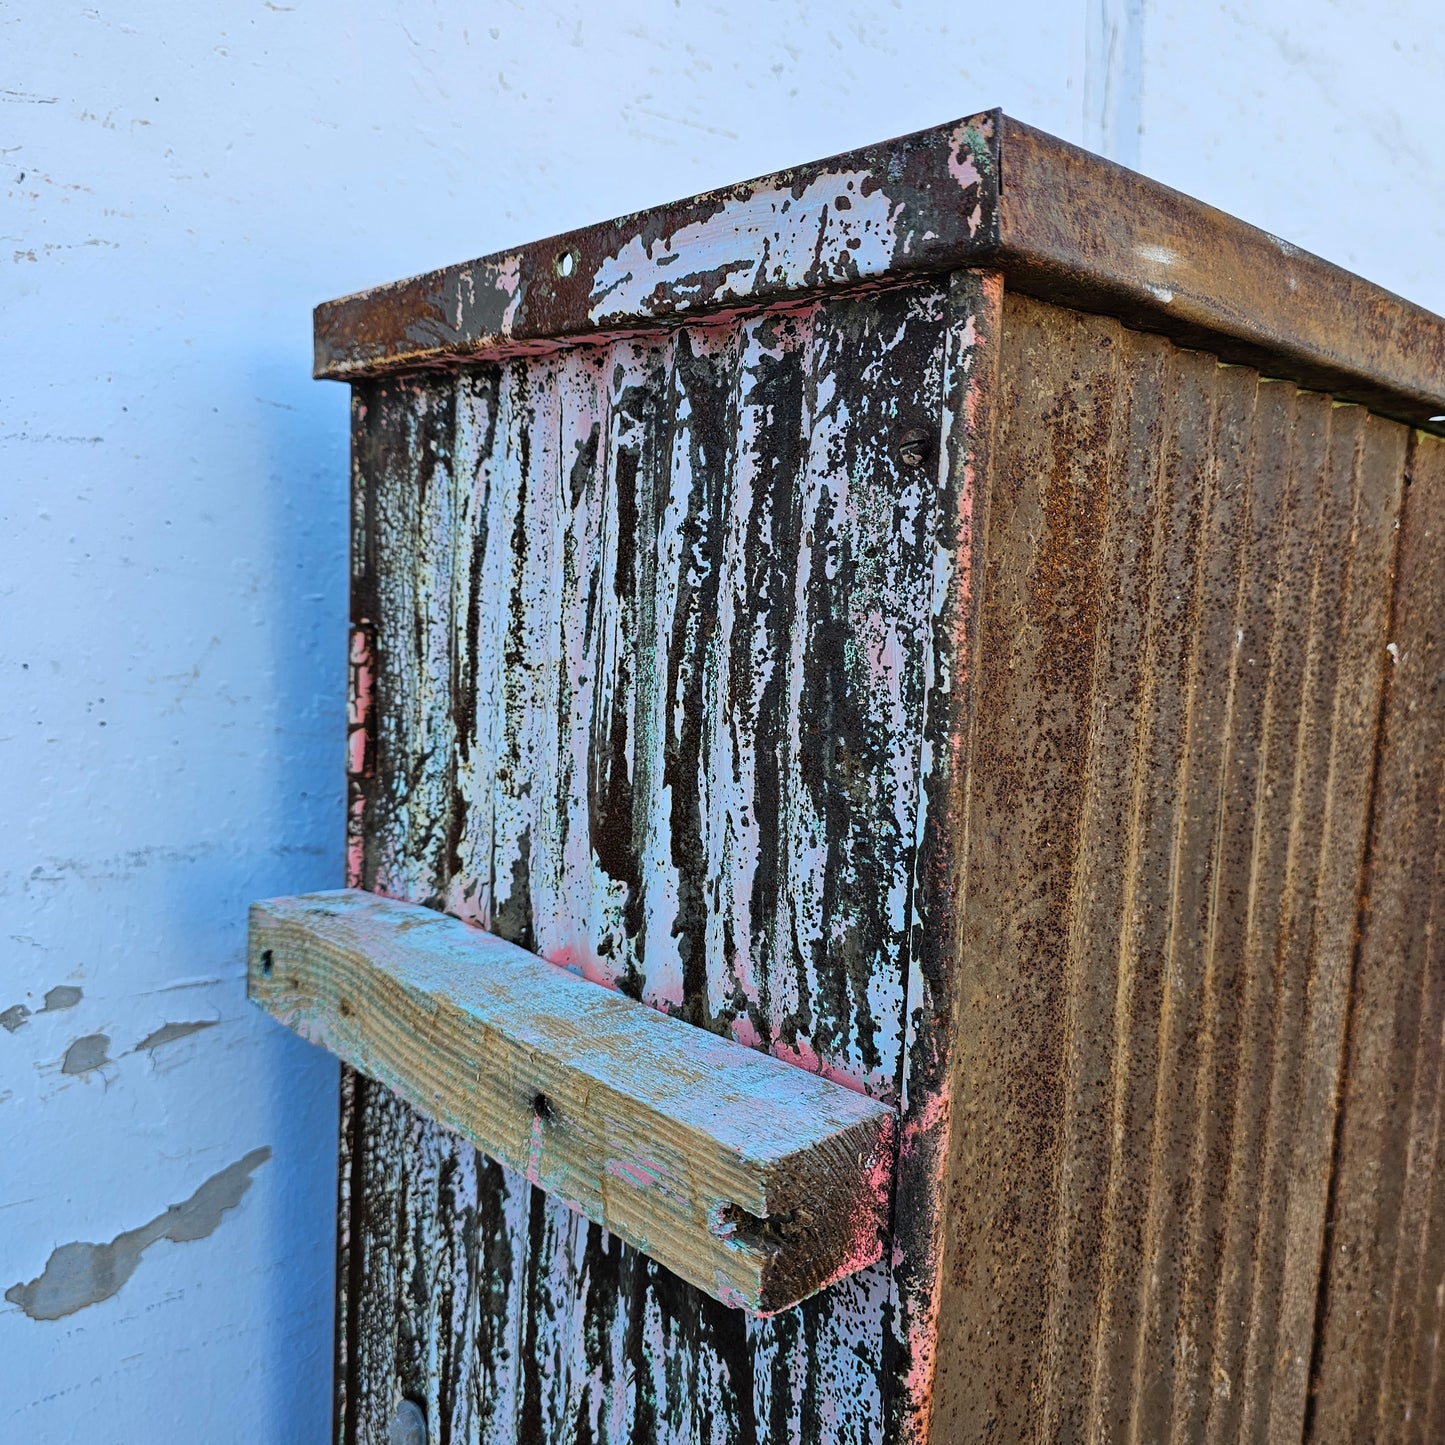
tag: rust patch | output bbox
[928,293,1407,1444]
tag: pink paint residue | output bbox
[771,1035,864,1094]
[346,726,366,777]
[899,1088,950,1158]
[712,1275,750,1312]
[605,1157,660,1191]
[345,795,365,889]
[900,1305,941,1441]
[347,625,374,729]
[542,943,619,990]
[862,1125,896,1205]
[947,125,982,193]
[893,1050,963,1442]
[820,1115,897,1286]
[730,1015,762,1051]
[493,255,523,336]
[344,625,374,890]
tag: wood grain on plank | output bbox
[250,889,895,1315]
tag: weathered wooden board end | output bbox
[247,888,896,1315]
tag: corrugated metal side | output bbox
[1307,430,1445,1444]
[928,292,1408,1445]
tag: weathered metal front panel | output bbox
[339,277,995,1444]
[928,293,1410,1444]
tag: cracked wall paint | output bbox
[60,1034,111,1075]
[1,986,82,1033]
[6,1148,272,1321]
[134,1020,218,1053]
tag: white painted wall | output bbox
[3,3,1439,1439]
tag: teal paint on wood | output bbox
[248,889,895,1315]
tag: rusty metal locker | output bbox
[252,111,1445,1443]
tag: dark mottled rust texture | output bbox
[928,293,1411,1444]
[993,118,1445,429]
[337,276,999,1444]
[1307,431,1445,1444]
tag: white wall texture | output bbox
[3,3,1440,1440]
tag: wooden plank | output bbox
[311,114,1445,435]
[925,293,1408,1445]
[249,889,895,1317]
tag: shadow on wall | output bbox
[253,349,349,1436]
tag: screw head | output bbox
[897,428,930,468]
[389,1399,427,1445]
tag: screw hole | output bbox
[897,427,930,468]
[554,249,577,280]
[533,1093,552,1121]
[260,949,274,978]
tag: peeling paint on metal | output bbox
[338,275,993,1443]
[313,114,1001,384]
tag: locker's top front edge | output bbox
[313,109,1445,436]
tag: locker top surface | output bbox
[314,111,1445,433]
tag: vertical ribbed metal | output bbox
[929,292,1409,1445]
[1308,430,1445,1444]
